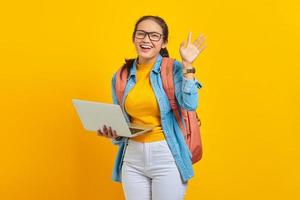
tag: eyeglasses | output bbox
[135,30,163,42]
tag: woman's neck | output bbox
[137,56,157,65]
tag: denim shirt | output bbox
[110,54,202,183]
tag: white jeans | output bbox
[121,139,188,200]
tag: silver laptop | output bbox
[72,99,154,138]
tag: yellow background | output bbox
[1,0,299,199]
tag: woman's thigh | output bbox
[150,141,188,200]
[151,161,188,200]
[121,161,151,200]
[121,140,188,200]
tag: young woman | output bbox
[97,15,206,200]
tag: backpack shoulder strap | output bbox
[115,67,128,106]
[160,57,187,136]
[160,57,176,109]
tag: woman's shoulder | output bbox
[112,58,135,81]
[170,58,183,72]
[114,58,135,74]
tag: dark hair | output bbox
[132,15,169,58]
[120,15,169,79]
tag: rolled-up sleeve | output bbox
[173,61,202,111]
[182,76,202,94]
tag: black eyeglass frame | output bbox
[134,29,163,42]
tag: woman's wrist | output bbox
[183,73,195,80]
[182,60,195,79]
[182,60,193,68]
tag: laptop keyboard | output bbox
[129,127,144,135]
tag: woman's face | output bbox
[133,19,167,64]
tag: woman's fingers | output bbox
[97,125,107,137]
[103,125,108,137]
[187,32,192,45]
[112,130,118,138]
[97,129,103,136]
[198,43,207,53]
[193,34,205,48]
[108,127,113,138]
[97,125,118,139]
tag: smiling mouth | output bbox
[140,44,153,50]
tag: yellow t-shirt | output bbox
[124,61,166,142]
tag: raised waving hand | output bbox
[179,32,207,65]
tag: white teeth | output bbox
[140,45,152,49]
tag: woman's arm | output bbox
[174,32,206,110]
[173,60,202,111]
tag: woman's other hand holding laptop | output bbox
[97,125,118,139]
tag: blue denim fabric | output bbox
[110,54,202,183]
